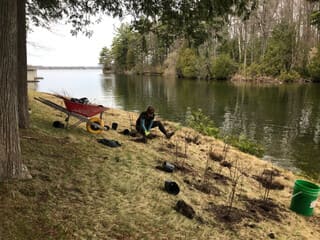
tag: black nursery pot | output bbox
[112,122,118,130]
[162,161,175,172]
[123,129,130,135]
[164,180,180,195]
[52,120,65,128]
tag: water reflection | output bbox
[35,70,320,179]
[102,75,320,179]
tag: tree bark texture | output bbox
[17,0,29,129]
[0,0,23,180]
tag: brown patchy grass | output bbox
[0,91,319,240]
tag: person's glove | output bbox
[145,130,150,136]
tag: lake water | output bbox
[32,69,320,179]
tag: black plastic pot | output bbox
[162,161,175,172]
[164,180,180,195]
[112,122,118,130]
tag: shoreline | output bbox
[100,70,313,84]
[1,91,317,239]
[231,74,310,84]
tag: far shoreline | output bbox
[34,67,316,84]
[30,65,103,70]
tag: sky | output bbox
[27,16,123,67]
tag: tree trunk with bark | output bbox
[17,0,29,129]
[0,0,29,180]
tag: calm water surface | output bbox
[32,69,320,179]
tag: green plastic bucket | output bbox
[289,180,320,216]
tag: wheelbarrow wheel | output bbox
[86,117,104,134]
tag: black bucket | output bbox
[164,180,180,195]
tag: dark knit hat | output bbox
[146,106,155,114]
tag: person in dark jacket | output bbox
[136,106,174,139]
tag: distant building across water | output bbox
[27,65,103,82]
[34,66,103,70]
[27,66,38,82]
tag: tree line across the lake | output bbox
[100,0,320,83]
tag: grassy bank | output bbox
[0,92,319,240]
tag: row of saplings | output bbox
[156,131,285,238]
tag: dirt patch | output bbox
[185,135,201,145]
[147,133,160,139]
[252,175,285,190]
[130,134,160,144]
[205,168,230,185]
[244,198,287,222]
[173,161,195,174]
[35,173,52,182]
[174,200,196,219]
[220,161,232,169]
[37,190,51,202]
[19,185,37,197]
[167,143,175,149]
[176,152,188,158]
[206,198,288,226]
[262,169,282,177]
[192,181,221,195]
[206,203,251,225]
[157,146,171,153]
[131,138,147,143]
[209,151,223,162]
[306,214,320,230]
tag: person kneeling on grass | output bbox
[136,106,174,140]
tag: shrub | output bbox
[308,62,320,81]
[278,70,300,83]
[185,108,264,157]
[185,108,219,137]
[211,54,238,80]
[261,22,296,76]
[177,48,198,78]
[246,63,263,77]
[226,135,264,158]
[260,61,281,77]
[307,45,320,81]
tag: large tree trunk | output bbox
[0,0,27,180]
[17,0,29,129]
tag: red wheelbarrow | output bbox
[35,94,109,134]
